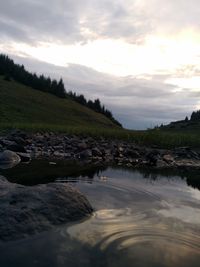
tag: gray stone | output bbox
[79,149,92,159]
[0,177,93,241]
[0,139,17,147]
[156,159,169,168]
[125,149,140,158]
[6,144,27,153]
[10,136,26,146]
[163,154,174,163]
[77,142,88,151]
[92,147,102,157]
[0,150,21,164]
[16,152,31,162]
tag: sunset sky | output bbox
[1,0,200,129]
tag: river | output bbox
[0,162,200,267]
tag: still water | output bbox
[0,163,200,267]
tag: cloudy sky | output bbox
[0,0,200,129]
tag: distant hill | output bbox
[0,76,120,131]
[0,54,122,127]
[158,110,200,132]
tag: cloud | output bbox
[137,0,200,35]
[1,0,199,46]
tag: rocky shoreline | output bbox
[1,129,200,242]
[1,130,200,170]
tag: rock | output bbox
[8,129,28,139]
[0,177,93,241]
[0,175,7,182]
[92,147,102,157]
[163,154,174,163]
[156,159,169,168]
[146,150,160,166]
[188,150,200,160]
[175,159,200,169]
[124,149,140,158]
[49,162,57,165]
[174,147,191,158]
[77,142,88,151]
[118,146,124,152]
[16,152,31,162]
[79,149,92,159]
[0,139,17,147]
[0,150,21,164]
[10,136,26,146]
[6,144,27,153]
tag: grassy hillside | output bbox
[0,76,119,131]
[160,120,200,133]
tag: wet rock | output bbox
[0,150,21,164]
[0,176,93,241]
[163,154,174,163]
[16,152,31,163]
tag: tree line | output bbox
[190,110,200,121]
[67,91,121,126]
[183,110,200,122]
[0,54,122,127]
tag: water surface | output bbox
[0,163,200,267]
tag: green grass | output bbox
[0,76,119,129]
[1,76,200,148]
[160,119,200,133]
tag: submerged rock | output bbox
[0,176,93,241]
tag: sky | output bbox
[0,0,200,129]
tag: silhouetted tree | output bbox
[191,110,200,121]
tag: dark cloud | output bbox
[0,0,85,44]
[0,19,30,42]
[0,0,152,45]
[1,0,200,46]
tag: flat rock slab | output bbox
[0,176,93,242]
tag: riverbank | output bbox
[1,129,200,242]
[1,129,200,170]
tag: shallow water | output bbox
[0,165,200,267]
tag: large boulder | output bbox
[0,176,93,241]
[0,150,21,169]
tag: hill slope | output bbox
[159,110,200,133]
[0,76,120,131]
[160,120,200,133]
